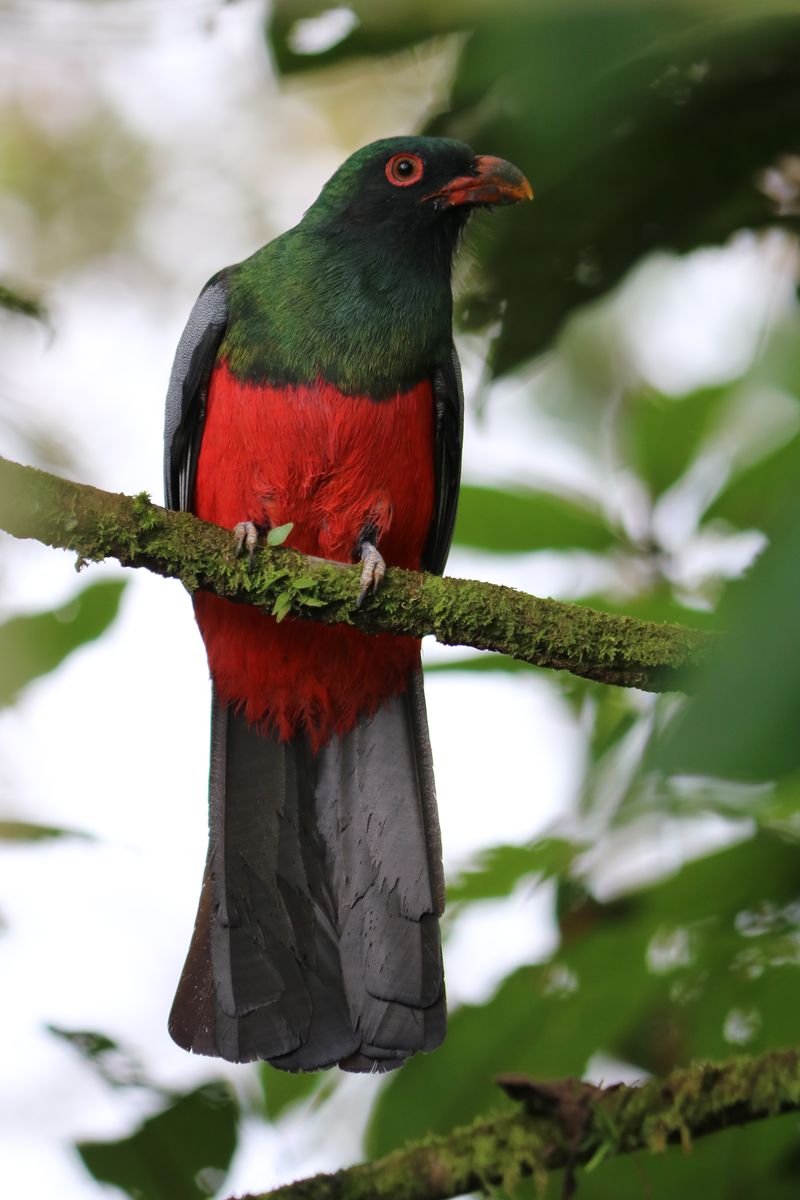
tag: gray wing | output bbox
[164,279,229,512]
[423,342,464,575]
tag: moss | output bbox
[0,453,716,693]
[219,1050,800,1200]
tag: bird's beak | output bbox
[424,155,534,209]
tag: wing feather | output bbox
[163,280,228,511]
[423,343,464,575]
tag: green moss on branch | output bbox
[235,1048,800,1200]
[0,454,712,692]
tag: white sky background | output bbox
[0,3,797,1198]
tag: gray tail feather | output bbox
[169,673,446,1072]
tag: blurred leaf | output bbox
[573,1111,800,1199]
[704,431,800,532]
[78,1083,238,1200]
[623,385,730,499]
[0,103,151,276]
[579,590,717,630]
[368,831,800,1156]
[657,493,800,780]
[267,1,454,76]
[454,483,615,553]
[440,10,800,376]
[260,1065,327,1121]
[424,652,533,674]
[586,689,642,763]
[0,578,126,707]
[448,839,575,905]
[0,279,46,322]
[48,1026,154,1091]
[0,819,91,843]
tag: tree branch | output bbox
[233,1048,800,1200]
[0,454,712,691]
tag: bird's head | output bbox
[301,136,532,246]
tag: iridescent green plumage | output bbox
[219,136,474,396]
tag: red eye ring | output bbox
[385,152,424,187]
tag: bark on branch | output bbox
[0,455,712,691]
[234,1048,800,1200]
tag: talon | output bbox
[233,521,259,562]
[357,541,386,607]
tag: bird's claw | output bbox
[357,541,386,608]
[233,521,259,562]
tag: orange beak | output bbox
[424,154,534,209]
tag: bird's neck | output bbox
[221,222,459,396]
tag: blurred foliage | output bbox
[259,1066,319,1119]
[658,491,800,782]
[0,279,46,322]
[575,1113,800,1200]
[454,483,615,552]
[258,1061,340,1121]
[0,578,126,707]
[368,832,800,1147]
[0,101,151,275]
[48,1025,158,1092]
[0,819,91,843]
[446,838,575,905]
[78,1082,238,1200]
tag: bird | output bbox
[163,135,532,1073]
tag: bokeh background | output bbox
[1,2,799,1197]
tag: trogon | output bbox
[163,136,532,1072]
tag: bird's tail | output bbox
[168,674,446,1072]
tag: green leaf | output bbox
[267,522,294,547]
[47,1025,151,1091]
[573,1112,800,1199]
[623,385,731,499]
[704,431,800,532]
[446,9,800,377]
[78,1083,238,1200]
[657,495,800,781]
[259,1065,328,1121]
[272,590,292,622]
[0,279,46,321]
[0,579,126,707]
[578,590,717,630]
[454,484,615,554]
[267,1,448,76]
[447,839,576,906]
[368,831,800,1156]
[0,820,92,843]
[424,653,532,674]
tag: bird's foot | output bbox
[357,541,386,608]
[232,521,259,562]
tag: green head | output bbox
[302,135,532,250]
[223,136,532,394]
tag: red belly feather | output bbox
[192,361,435,750]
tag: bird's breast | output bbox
[194,360,436,568]
[192,360,436,748]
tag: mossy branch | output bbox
[234,1048,800,1200]
[0,454,712,691]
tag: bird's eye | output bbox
[385,153,424,187]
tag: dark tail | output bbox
[168,674,446,1072]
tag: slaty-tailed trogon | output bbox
[163,136,532,1072]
